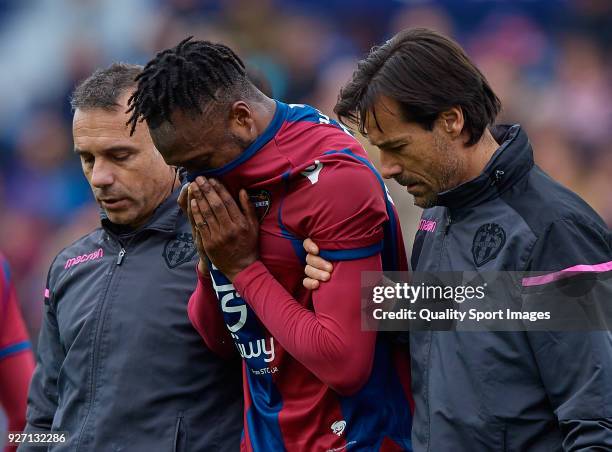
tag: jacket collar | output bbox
[435,124,533,209]
[100,172,185,236]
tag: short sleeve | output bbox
[282,154,388,258]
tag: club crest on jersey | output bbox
[300,160,323,185]
[248,189,271,222]
[331,420,346,436]
[164,232,197,268]
[472,223,506,267]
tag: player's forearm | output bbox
[188,268,237,359]
[234,260,376,395]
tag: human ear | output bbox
[438,106,464,139]
[228,101,256,140]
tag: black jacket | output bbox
[409,125,612,451]
[21,185,243,451]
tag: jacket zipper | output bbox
[173,412,184,452]
[491,169,505,186]
[427,211,453,450]
[74,243,128,450]
[117,248,126,265]
[437,211,452,269]
[444,213,452,235]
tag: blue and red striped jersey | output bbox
[0,254,31,361]
[0,253,35,441]
[191,101,413,451]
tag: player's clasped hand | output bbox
[189,176,259,281]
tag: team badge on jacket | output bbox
[164,232,197,268]
[472,223,506,267]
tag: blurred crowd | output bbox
[0,0,610,350]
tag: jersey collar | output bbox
[187,100,288,181]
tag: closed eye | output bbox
[385,144,405,154]
[112,153,131,162]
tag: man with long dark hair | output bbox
[304,28,612,451]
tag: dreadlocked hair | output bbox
[126,36,247,135]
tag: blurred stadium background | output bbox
[0,0,610,431]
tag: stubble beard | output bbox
[411,134,463,209]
